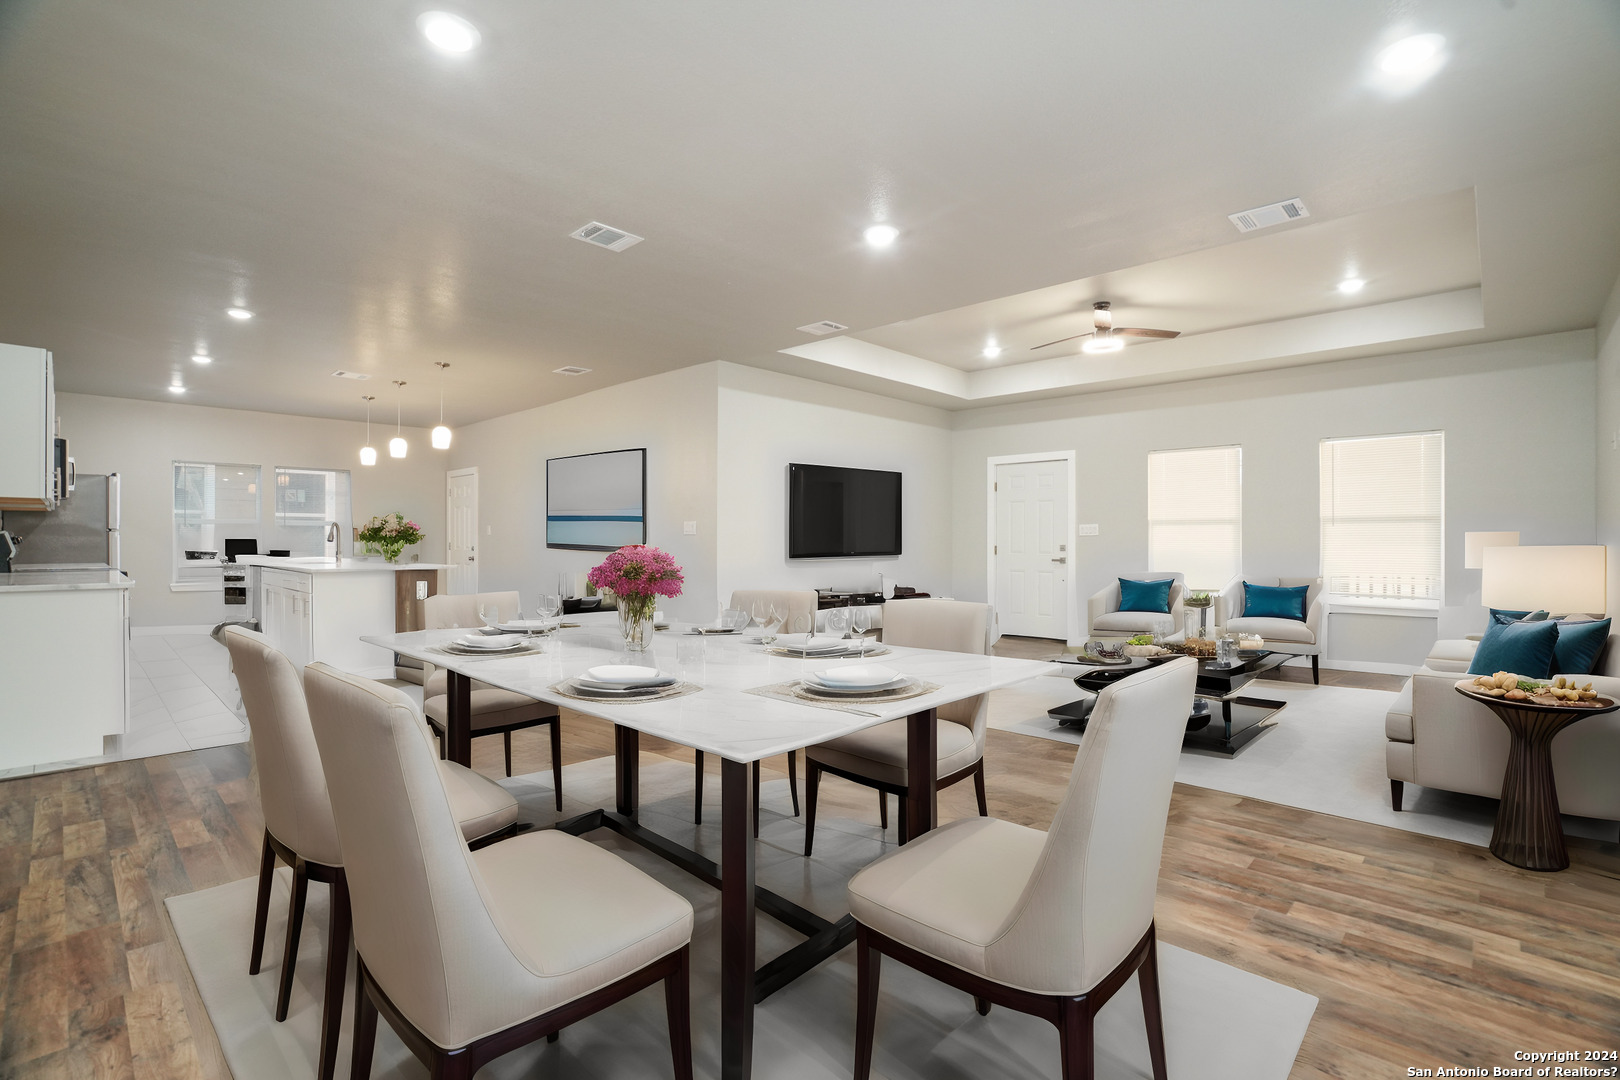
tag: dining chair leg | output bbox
[973,760,988,817]
[248,832,276,975]
[316,870,351,1080]
[853,928,882,1080]
[275,858,310,1022]
[503,731,513,777]
[549,719,563,811]
[752,760,761,838]
[974,996,991,1016]
[430,1048,474,1079]
[1138,932,1169,1080]
[692,750,704,825]
[803,761,821,857]
[897,798,909,845]
[787,750,800,816]
[1057,996,1096,1080]
[878,791,888,830]
[351,961,378,1080]
[547,1030,560,1044]
[664,945,694,1080]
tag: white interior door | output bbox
[446,467,478,595]
[994,459,1069,638]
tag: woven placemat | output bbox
[743,679,940,714]
[762,645,892,659]
[548,679,703,704]
[425,642,546,660]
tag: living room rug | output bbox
[989,674,1618,847]
[167,758,1317,1080]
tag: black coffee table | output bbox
[1048,650,1290,755]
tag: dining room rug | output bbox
[168,757,1316,1080]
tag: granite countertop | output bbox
[236,556,450,575]
[0,569,135,592]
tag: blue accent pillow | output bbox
[1242,582,1310,621]
[1118,577,1173,614]
[1467,618,1559,679]
[1554,618,1611,675]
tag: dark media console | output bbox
[815,589,930,609]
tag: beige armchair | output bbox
[422,591,562,796]
[1087,573,1185,639]
[846,656,1195,1080]
[223,628,521,1080]
[1216,576,1326,683]
[302,662,695,1080]
[693,589,819,831]
[803,599,993,856]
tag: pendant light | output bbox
[359,395,377,466]
[389,380,408,458]
[431,361,453,449]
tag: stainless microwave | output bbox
[53,437,73,502]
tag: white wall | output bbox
[714,363,953,606]
[57,393,444,627]
[948,331,1599,667]
[1595,271,1620,674]
[447,365,719,623]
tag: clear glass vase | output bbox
[618,596,656,651]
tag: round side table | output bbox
[1454,683,1619,872]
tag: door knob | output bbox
[469,556,476,562]
[1051,557,1067,564]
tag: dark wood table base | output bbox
[1488,704,1584,871]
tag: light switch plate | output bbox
[415,580,428,600]
[683,521,698,535]
[1077,523,1100,536]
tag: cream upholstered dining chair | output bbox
[422,591,563,796]
[223,627,521,1080]
[802,598,993,856]
[846,656,1196,1080]
[302,662,696,1080]
[692,588,819,832]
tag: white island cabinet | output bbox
[0,571,131,769]
[239,557,446,678]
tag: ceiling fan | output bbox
[1029,301,1180,355]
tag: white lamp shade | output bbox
[389,436,408,459]
[431,424,452,449]
[1481,545,1607,615]
[1464,531,1519,570]
[359,444,377,467]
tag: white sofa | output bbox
[1086,573,1185,640]
[1216,576,1326,684]
[1385,635,1620,828]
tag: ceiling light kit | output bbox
[431,361,453,449]
[863,224,899,249]
[1338,277,1367,295]
[359,395,378,466]
[982,342,1003,360]
[389,380,408,458]
[1032,301,1181,357]
[1375,32,1447,86]
[226,307,253,320]
[418,11,481,54]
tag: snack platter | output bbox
[1459,671,1613,709]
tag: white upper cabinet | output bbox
[0,343,56,511]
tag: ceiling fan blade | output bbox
[1029,331,1095,351]
[1115,327,1180,339]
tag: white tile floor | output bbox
[15,631,250,778]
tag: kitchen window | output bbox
[270,467,351,556]
[1319,431,1444,604]
[1147,445,1242,592]
[173,461,261,585]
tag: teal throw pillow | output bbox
[1553,617,1611,675]
[1118,577,1173,613]
[1488,608,1532,626]
[1467,618,1559,679]
[1242,582,1310,621]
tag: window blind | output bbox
[1319,432,1444,601]
[271,467,352,556]
[1148,445,1242,592]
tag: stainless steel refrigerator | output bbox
[2,472,121,570]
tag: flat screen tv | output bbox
[546,448,647,551]
[787,463,901,559]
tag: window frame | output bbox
[1146,443,1244,593]
[171,461,262,589]
[1318,430,1445,610]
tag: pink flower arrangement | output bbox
[587,545,684,601]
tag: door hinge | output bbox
[994,482,998,491]
[993,544,997,555]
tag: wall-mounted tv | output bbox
[546,448,647,551]
[787,463,902,559]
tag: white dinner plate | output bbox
[583,664,669,686]
[574,672,677,691]
[772,634,849,653]
[496,619,559,633]
[809,664,902,689]
[565,680,670,698]
[455,633,525,650]
[800,678,915,698]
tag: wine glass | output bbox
[534,592,562,637]
[824,606,850,639]
[849,607,871,657]
[752,600,783,644]
[476,601,498,631]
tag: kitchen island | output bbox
[236,557,449,678]
[0,569,132,769]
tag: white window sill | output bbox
[1326,598,1439,619]
[170,581,221,593]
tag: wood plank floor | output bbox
[1,695,1616,1077]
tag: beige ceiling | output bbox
[1,2,1618,423]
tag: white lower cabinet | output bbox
[253,566,395,677]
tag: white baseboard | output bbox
[1320,657,1420,677]
[130,624,219,636]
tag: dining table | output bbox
[363,619,1056,1080]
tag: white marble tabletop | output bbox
[363,625,1057,763]
[0,569,134,592]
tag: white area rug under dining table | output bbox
[168,757,1316,1080]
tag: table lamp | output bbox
[1480,545,1607,616]
[1464,531,1519,570]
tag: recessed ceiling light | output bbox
[1337,277,1367,295]
[168,384,186,394]
[226,307,253,320]
[982,344,1003,360]
[192,353,212,364]
[1372,33,1447,90]
[418,11,481,54]
[863,224,899,249]
[1080,336,1125,355]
